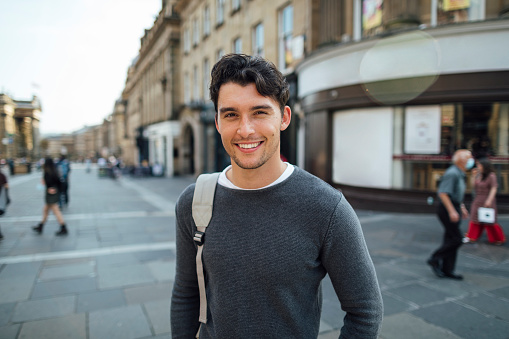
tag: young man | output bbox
[427,149,474,280]
[171,54,383,338]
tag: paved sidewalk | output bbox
[0,165,508,338]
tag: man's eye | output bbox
[255,111,268,115]
[224,113,236,118]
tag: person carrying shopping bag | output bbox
[464,157,505,245]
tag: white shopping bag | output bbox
[478,207,495,224]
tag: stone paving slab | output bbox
[17,313,86,339]
[31,276,97,299]
[0,324,20,339]
[0,277,34,303]
[411,301,509,339]
[143,299,171,335]
[76,290,126,313]
[380,313,461,339]
[88,305,152,339]
[11,295,75,322]
[97,262,156,289]
[0,302,15,327]
[124,282,172,305]
[38,261,95,281]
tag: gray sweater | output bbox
[171,167,383,338]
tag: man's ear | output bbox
[215,113,220,132]
[280,106,291,131]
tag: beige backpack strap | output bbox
[192,172,220,327]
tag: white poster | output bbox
[333,107,393,189]
[404,106,441,154]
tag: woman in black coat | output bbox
[32,157,68,235]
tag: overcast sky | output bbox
[0,0,161,135]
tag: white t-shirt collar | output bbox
[218,163,294,190]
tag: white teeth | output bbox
[238,142,261,149]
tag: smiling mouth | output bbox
[237,142,262,149]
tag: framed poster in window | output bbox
[404,106,441,154]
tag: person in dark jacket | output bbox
[32,157,68,235]
[0,171,10,240]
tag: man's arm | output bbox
[438,192,461,222]
[322,198,383,339]
[170,187,202,338]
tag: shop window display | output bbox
[404,102,509,194]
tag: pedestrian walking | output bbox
[32,157,68,236]
[57,154,71,207]
[427,149,474,280]
[464,157,506,245]
[0,170,10,240]
[171,54,383,338]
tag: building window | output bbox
[193,65,199,102]
[184,28,190,53]
[216,48,225,61]
[278,5,293,70]
[217,0,225,26]
[193,17,199,47]
[233,37,242,54]
[184,72,190,104]
[203,58,210,100]
[204,6,211,37]
[232,0,241,12]
[252,23,264,56]
[437,0,485,25]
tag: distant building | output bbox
[0,93,41,160]
[121,1,181,176]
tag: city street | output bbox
[0,165,508,339]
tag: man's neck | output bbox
[454,163,466,173]
[227,160,287,189]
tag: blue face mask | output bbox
[465,158,475,170]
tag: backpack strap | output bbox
[192,172,220,325]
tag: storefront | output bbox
[296,18,509,212]
[146,121,181,177]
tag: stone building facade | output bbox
[121,0,181,176]
[174,0,319,174]
[0,94,41,160]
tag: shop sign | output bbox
[443,0,470,11]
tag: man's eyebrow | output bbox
[219,107,236,114]
[218,104,273,114]
[251,105,272,111]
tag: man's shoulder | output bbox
[175,182,197,212]
[444,165,463,178]
[291,167,342,201]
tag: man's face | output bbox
[456,150,472,169]
[215,82,291,171]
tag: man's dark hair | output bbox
[209,53,290,114]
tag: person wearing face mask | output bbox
[427,149,474,280]
[463,157,506,245]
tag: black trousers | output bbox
[60,181,69,205]
[431,202,463,274]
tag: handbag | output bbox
[478,207,495,224]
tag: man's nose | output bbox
[237,116,255,137]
